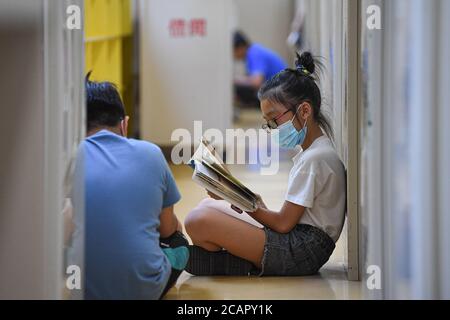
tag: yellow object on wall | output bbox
[84,0,134,130]
[85,0,132,39]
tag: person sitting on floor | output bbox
[79,74,189,299]
[233,30,288,108]
[185,52,346,277]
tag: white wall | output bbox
[0,0,85,299]
[0,1,46,299]
[360,0,450,299]
[139,0,233,146]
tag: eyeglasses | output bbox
[262,109,292,133]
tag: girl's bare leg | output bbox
[185,199,266,267]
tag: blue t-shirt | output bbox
[246,43,288,81]
[82,130,181,300]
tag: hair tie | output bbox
[296,65,311,76]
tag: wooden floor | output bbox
[165,109,363,300]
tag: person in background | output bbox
[80,74,189,299]
[233,31,288,108]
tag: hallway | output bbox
[1,0,450,301]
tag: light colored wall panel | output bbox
[0,0,84,299]
[437,0,450,299]
[360,0,450,299]
[0,0,46,299]
[139,0,233,146]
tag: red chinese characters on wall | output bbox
[168,19,186,37]
[169,18,207,38]
[189,19,207,37]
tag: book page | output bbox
[190,137,256,199]
[189,138,258,212]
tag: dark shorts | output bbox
[259,224,336,276]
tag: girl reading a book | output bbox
[184,52,346,276]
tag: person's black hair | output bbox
[233,31,250,49]
[258,52,334,140]
[85,72,125,132]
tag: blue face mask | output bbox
[277,109,308,149]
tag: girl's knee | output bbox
[197,198,216,209]
[185,199,215,224]
[184,207,209,235]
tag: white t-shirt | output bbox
[286,136,346,242]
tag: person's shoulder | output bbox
[252,43,279,56]
[83,130,121,151]
[129,138,162,154]
[248,43,266,55]
[251,43,264,50]
[85,129,114,142]
[315,139,336,157]
[297,137,343,171]
[128,139,167,162]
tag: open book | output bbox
[189,138,258,212]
